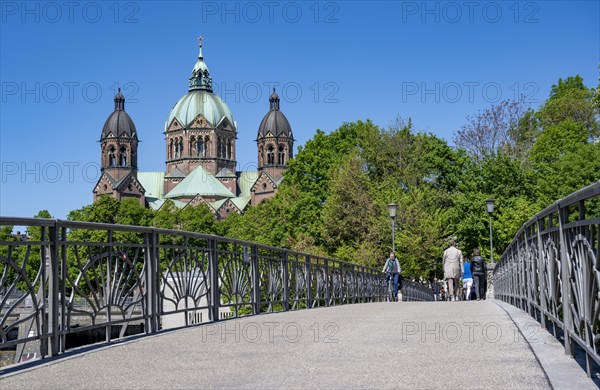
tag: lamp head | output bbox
[387,203,398,219]
[486,198,495,214]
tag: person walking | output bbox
[442,240,463,301]
[470,249,487,300]
[382,252,401,302]
[462,257,473,300]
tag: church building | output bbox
[93,38,294,218]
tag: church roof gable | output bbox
[250,171,277,192]
[165,165,234,199]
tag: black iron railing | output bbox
[0,217,432,366]
[494,180,600,377]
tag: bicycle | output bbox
[386,272,398,302]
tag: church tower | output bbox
[163,38,238,195]
[252,89,294,204]
[93,89,145,205]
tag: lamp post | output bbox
[486,198,495,264]
[387,203,398,253]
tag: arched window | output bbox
[109,147,116,166]
[267,145,275,165]
[179,137,184,157]
[119,146,127,166]
[258,146,264,165]
[227,139,232,160]
[190,136,196,157]
[196,137,204,157]
[278,145,285,165]
[217,138,222,158]
[169,139,173,159]
[204,136,210,157]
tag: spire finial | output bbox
[197,36,204,59]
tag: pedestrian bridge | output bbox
[1,181,599,388]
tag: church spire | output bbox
[189,36,213,92]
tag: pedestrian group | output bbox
[383,240,488,302]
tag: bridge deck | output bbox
[0,300,595,389]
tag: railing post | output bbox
[558,205,573,356]
[145,229,158,333]
[59,225,67,353]
[105,230,113,343]
[340,264,345,304]
[251,244,260,315]
[209,238,220,322]
[352,266,356,304]
[536,218,547,330]
[282,251,290,311]
[305,256,312,309]
[324,259,330,306]
[47,220,59,357]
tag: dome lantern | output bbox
[269,88,280,111]
[114,87,125,111]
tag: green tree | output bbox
[322,153,375,261]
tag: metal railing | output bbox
[0,217,432,366]
[402,279,435,301]
[494,180,600,377]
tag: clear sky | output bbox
[1,0,598,219]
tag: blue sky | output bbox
[1,1,598,219]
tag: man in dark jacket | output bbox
[470,249,487,300]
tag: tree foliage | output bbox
[221,74,598,280]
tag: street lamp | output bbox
[387,203,398,253]
[486,198,495,264]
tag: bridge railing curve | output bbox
[494,180,600,377]
[0,217,432,366]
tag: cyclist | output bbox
[382,252,401,301]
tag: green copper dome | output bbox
[165,90,235,131]
[165,38,236,132]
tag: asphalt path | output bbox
[0,300,596,389]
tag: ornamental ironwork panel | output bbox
[0,225,51,362]
[219,241,253,317]
[157,233,211,326]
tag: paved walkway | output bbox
[0,300,596,389]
